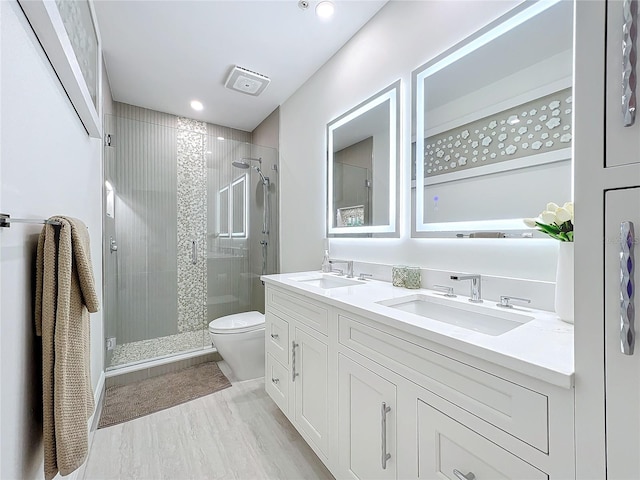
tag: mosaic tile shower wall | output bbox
[177,117,208,333]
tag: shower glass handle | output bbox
[191,240,198,265]
[262,181,270,235]
[260,240,268,275]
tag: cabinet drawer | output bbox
[338,313,549,452]
[266,310,289,366]
[266,353,289,414]
[418,400,547,480]
[267,287,328,335]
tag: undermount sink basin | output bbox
[377,294,534,336]
[293,275,364,289]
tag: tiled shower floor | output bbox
[108,329,209,368]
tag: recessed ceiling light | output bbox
[217,136,225,141]
[190,100,204,111]
[315,1,335,18]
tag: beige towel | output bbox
[35,216,99,480]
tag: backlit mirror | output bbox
[327,80,400,237]
[218,186,229,237]
[412,1,573,237]
[231,175,247,238]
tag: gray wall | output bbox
[251,108,280,312]
[252,107,279,150]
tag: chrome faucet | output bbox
[450,274,482,303]
[329,259,354,278]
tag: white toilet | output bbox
[208,311,265,381]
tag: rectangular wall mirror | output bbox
[411,0,573,237]
[218,185,229,238]
[327,80,400,237]
[231,175,247,238]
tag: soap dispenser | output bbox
[321,249,331,273]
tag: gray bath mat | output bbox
[98,361,231,429]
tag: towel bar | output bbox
[0,213,61,228]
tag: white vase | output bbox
[554,241,574,324]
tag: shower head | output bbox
[232,157,261,169]
[232,160,250,169]
[254,167,268,185]
[242,157,262,164]
[232,157,269,185]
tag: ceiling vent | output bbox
[225,66,271,96]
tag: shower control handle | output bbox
[191,240,197,265]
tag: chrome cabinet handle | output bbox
[623,0,638,126]
[621,221,636,355]
[381,402,391,470]
[453,469,476,480]
[191,240,198,265]
[291,341,299,382]
[270,333,279,340]
[271,377,279,385]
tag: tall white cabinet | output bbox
[575,0,640,477]
[605,188,640,479]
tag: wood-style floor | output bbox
[82,363,333,480]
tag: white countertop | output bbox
[262,271,574,389]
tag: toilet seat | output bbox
[208,311,265,334]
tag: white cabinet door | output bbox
[265,353,289,415]
[417,400,547,480]
[605,187,640,478]
[606,0,640,168]
[293,326,329,456]
[338,354,397,480]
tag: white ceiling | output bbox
[94,0,387,132]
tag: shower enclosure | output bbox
[103,104,278,369]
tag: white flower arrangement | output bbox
[523,202,574,242]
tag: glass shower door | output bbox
[103,112,207,369]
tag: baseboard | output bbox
[90,371,106,429]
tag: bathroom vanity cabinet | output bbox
[263,279,575,479]
[264,287,331,461]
